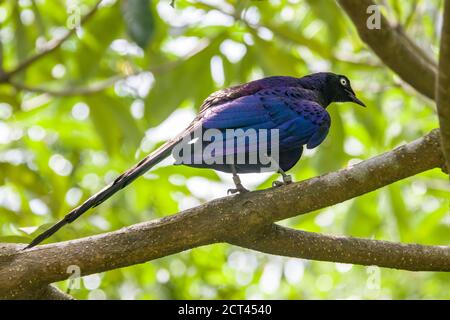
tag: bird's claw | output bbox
[272,181,285,188]
[272,175,293,188]
[283,175,293,184]
[227,185,249,195]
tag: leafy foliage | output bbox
[0,0,448,299]
[121,0,155,49]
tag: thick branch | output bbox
[437,0,450,173]
[23,285,74,300]
[0,130,444,299]
[0,0,101,82]
[337,0,437,99]
[235,224,450,272]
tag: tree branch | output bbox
[337,0,437,100]
[9,75,126,97]
[25,285,74,300]
[8,39,210,97]
[0,130,445,299]
[0,0,101,82]
[234,224,450,272]
[437,0,450,174]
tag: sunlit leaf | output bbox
[121,0,155,49]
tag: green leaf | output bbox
[145,39,221,125]
[13,2,30,79]
[0,163,48,195]
[87,98,122,155]
[0,235,31,243]
[74,2,123,80]
[121,0,155,49]
[387,185,410,240]
[305,0,343,46]
[252,37,301,76]
[86,95,142,156]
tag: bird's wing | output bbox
[199,76,302,111]
[196,88,331,158]
[306,124,330,149]
[286,98,331,149]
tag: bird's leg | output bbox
[265,154,292,188]
[227,165,249,195]
[272,168,293,188]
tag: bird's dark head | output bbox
[299,72,366,108]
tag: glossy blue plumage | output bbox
[182,77,332,173]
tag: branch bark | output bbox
[337,0,437,100]
[437,0,450,174]
[23,285,74,300]
[0,130,445,299]
[235,224,450,272]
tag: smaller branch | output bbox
[0,0,101,82]
[437,0,450,174]
[9,40,211,97]
[337,0,437,100]
[9,75,124,97]
[235,224,450,272]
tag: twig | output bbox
[9,40,210,97]
[9,76,123,97]
[235,224,450,272]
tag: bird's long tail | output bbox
[25,134,186,249]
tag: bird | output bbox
[24,72,365,249]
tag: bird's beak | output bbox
[346,89,366,107]
[350,94,366,107]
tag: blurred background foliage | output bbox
[0,0,449,299]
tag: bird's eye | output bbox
[340,78,347,86]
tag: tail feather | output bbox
[24,137,181,249]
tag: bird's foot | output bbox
[227,184,249,195]
[228,172,249,195]
[272,175,293,188]
[272,181,285,188]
